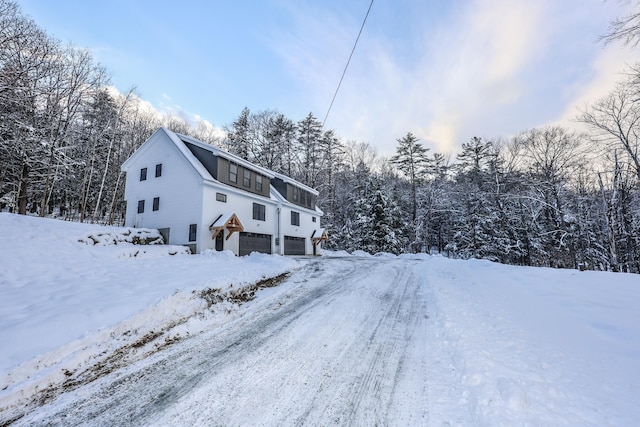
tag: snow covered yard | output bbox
[1,213,640,426]
[417,256,640,425]
[0,213,298,423]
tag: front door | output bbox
[215,230,224,251]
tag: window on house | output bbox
[189,224,197,241]
[301,191,306,205]
[152,197,160,211]
[291,211,300,226]
[140,168,147,181]
[255,175,263,192]
[293,187,298,202]
[229,163,237,183]
[312,216,316,223]
[243,169,251,187]
[137,200,145,213]
[216,192,227,202]
[155,163,162,177]
[253,203,265,221]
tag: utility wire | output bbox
[322,0,374,128]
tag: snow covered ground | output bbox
[1,212,639,425]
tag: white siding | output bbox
[123,128,324,256]
[123,132,204,252]
[279,205,320,255]
[201,185,278,254]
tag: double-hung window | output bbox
[229,163,237,183]
[243,170,251,187]
[137,200,145,213]
[155,163,162,177]
[255,175,263,192]
[140,168,147,181]
[152,197,160,211]
[253,203,265,221]
[291,211,300,226]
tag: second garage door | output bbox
[284,236,306,255]
[239,232,272,256]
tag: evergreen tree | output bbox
[390,132,431,221]
[225,107,251,160]
[296,112,323,186]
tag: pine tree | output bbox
[390,132,431,221]
[225,107,251,160]
[296,112,323,186]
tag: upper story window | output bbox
[243,170,251,187]
[253,203,265,221]
[155,163,162,177]
[137,200,145,213]
[255,175,263,192]
[291,211,300,226]
[293,187,298,202]
[153,197,160,211]
[140,168,147,181]
[229,163,237,183]
[216,192,227,203]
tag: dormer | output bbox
[182,139,271,198]
[271,177,317,210]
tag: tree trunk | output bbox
[18,163,29,215]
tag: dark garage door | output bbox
[284,236,306,255]
[239,232,272,256]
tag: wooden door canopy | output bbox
[210,213,244,241]
[311,228,328,242]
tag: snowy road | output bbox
[18,257,431,426]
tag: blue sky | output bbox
[17,0,640,155]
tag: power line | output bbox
[322,0,374,128]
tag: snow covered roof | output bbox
[311,228,328,241]
[123,127,321,207]
[270,171,319,196]
[177,132,275,179]
[121,128,216,183]
[209,212,244,240]
[210,212,239,229]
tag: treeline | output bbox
[223,105,640,273]
[2,0,640,273]
[0,0,220,222]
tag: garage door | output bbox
[284,236,306,255]
[239,232,272,256]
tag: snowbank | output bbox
[0,213,297,415]
[418,256,640,426]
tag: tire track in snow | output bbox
[15,258,360,426]
[16,257,430,426]
[343,265,415,426]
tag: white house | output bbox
[120,127,327,255]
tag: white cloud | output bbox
[271,0,640,157]
[321,0,548,155]
[418,0,546,152]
